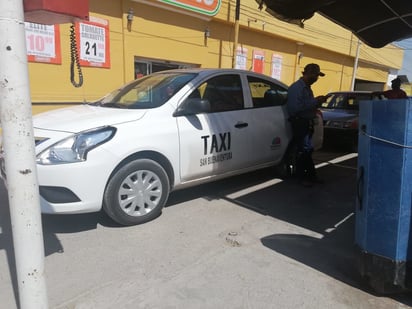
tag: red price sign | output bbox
[25,23,61,64]
[75,17,110,68]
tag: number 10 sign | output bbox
[25,22,61,64]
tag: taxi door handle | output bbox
[234,122,248,128]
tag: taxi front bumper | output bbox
[0,145,117,215]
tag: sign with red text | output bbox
[25,22,61,64]
[271,54,283,80]
[252,50,265,74]
[160,0,221,16]
[76,17,110,68]
[235,46,248,70]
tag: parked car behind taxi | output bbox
[320,91,382,152]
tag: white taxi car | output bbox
[0,69,321,225]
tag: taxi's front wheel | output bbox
[103,159,170,226]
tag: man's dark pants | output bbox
[290,117,316,181]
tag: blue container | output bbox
[356,98,412,293]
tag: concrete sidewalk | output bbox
[0,151,411,308]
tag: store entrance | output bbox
[134,57,199,79]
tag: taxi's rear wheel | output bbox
[103,159,170,226]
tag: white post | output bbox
[0,1,48,308]
[351,39,361,91]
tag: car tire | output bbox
[103,159,170,226]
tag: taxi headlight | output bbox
[37,126,116,165]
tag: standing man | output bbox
[383,77,408,99]
[287,63,327,187]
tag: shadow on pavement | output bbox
[2,147,412,306]
[260,220,360,289]
[169,150,412,305]
[40,212,115,254]
[0,180,124,307]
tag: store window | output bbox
[134,57,198,79]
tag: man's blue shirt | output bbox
[287,78,317,119]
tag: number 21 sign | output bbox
[75,16,110,68]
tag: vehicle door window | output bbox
[351,94,373,110]
[247,76,287,108]
[347,96,358,109]
[199,75,244,112]
[324,94,345,109]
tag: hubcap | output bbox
[118,170,162,217]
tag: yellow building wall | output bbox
[402,84,412,96]
[27,0,405,115]
[217,0,403,69]
[29,0,125,109]
[124,4,213,71]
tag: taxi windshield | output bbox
[94,72,197,109]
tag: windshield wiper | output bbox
[100,102,127,108]
[88,101,101,106]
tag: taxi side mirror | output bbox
[173,98,211,117]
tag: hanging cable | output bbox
[361,127,412,149]
[70,23,83,88]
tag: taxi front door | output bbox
[177,109,253,182]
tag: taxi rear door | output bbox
[242,74,291,166]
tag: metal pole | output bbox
[0,1,48,308]
[231,0,240,68]
[351,39,361,91]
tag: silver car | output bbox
[1,69,323,225]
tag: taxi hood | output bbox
[33,104,147,133]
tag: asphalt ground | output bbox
[0,146,412,308]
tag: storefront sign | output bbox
[271,54,283,80]
[25,23,61,64]
[252,50,265,74]
[159,0,221,16]
[235,46,248,70]
[76,16,110,68]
